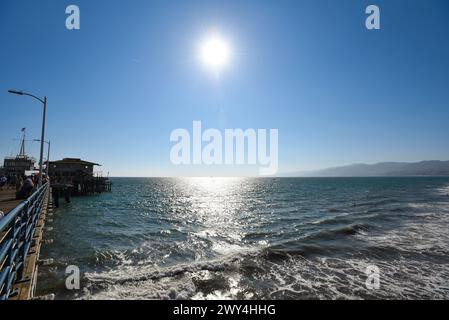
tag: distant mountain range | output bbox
[284,161,449,177]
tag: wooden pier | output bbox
[9,188,51,300]
[0,184,50,300]
[1,156,112,299]
[1,179,110,299]
[0,189,21,215]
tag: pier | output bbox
[0,183,50,300]
[49,158,112,202]
[0,156,111,299]
[0,189,21,215]
[1,124,111,300]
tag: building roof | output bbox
[4,155,36,162]
[50,158,101,166]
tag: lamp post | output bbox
[8,90,47,187]
[33,139,51,177]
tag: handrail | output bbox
[0,182,48,300]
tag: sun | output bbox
[200,32,231,72]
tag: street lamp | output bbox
[33,139,51,177]
[8,89,47,187]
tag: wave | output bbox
[304,223,372,241]
[79,236,449,300]
[36,177,449,300]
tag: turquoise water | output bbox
[37,177,449,299]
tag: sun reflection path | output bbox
[177,177,253,256]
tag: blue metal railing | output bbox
[0,183,48,300]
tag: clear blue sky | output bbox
[1,0,448,176]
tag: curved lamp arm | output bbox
[8,90,45,104]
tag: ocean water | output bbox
[37,177,449,300]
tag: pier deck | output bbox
[0,184,50,300]
[0,189,20,214]
[9,189,51,300]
